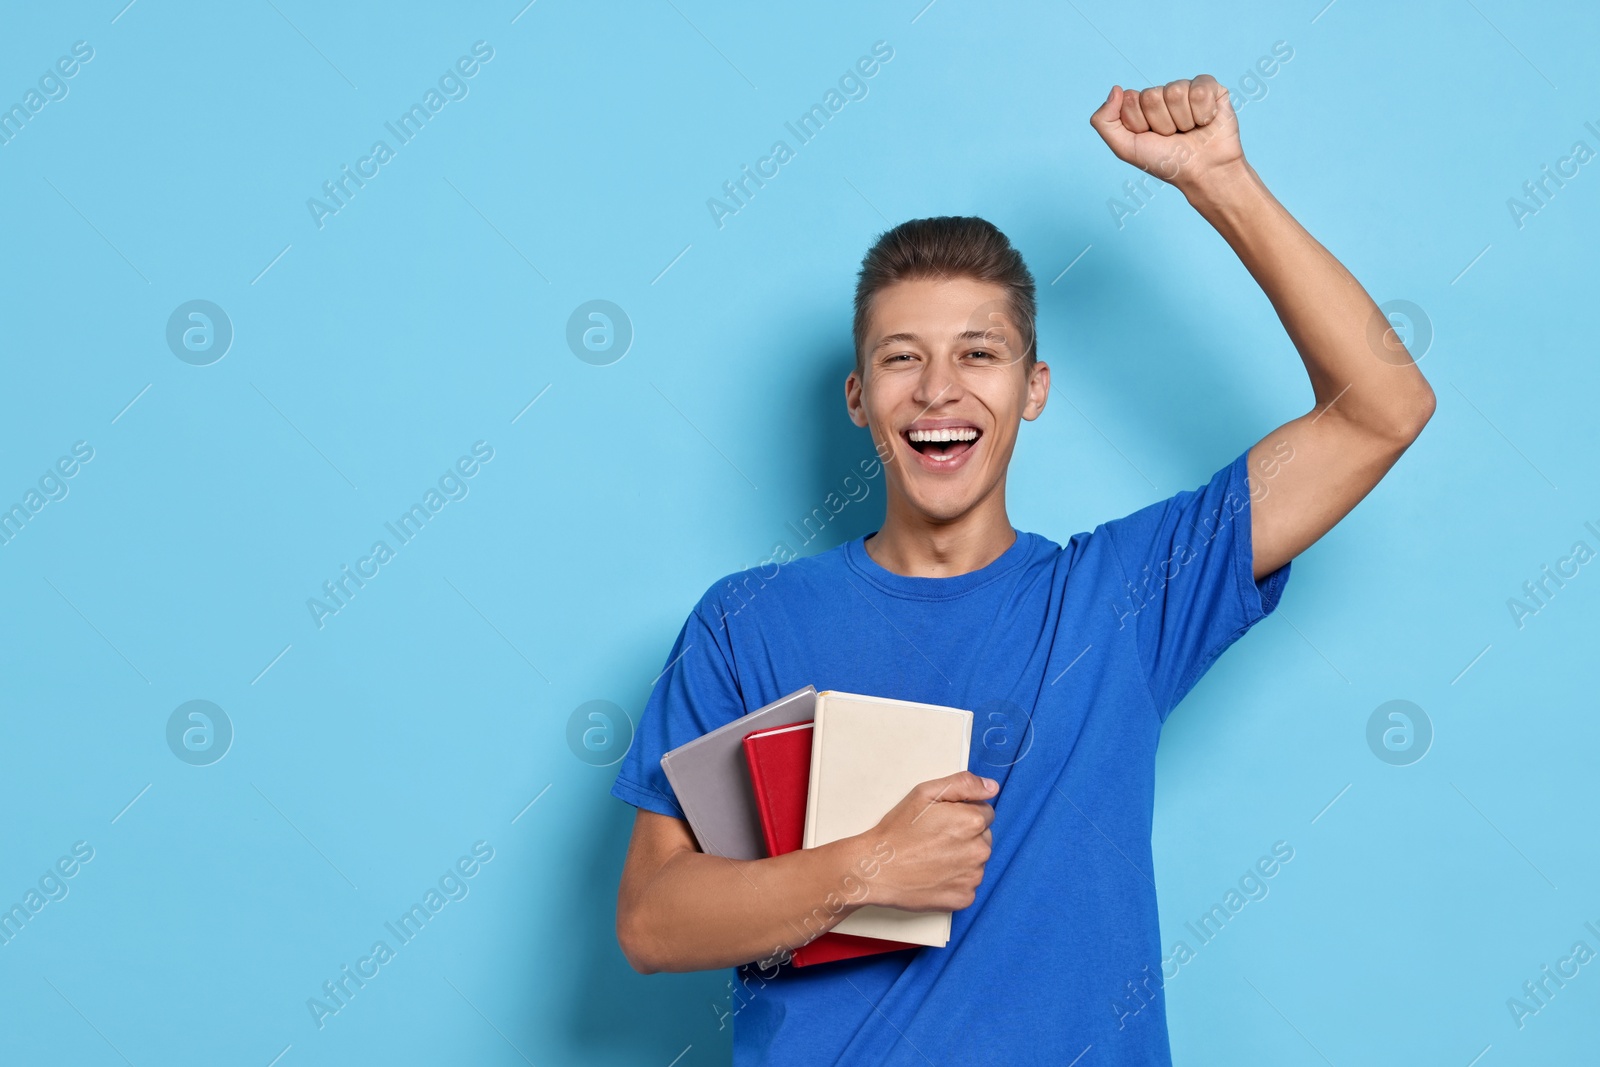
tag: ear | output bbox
[845,367,869,428]
[1021,359,1050,421]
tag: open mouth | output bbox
[903,426,982,465]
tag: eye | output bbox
[885,352,914,363]
[967,349,996,360]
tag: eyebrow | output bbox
[872,329,1004,353]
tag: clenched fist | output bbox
[855,770,997,914]
[1089,76,1245,195]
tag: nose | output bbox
[912,351,962,408]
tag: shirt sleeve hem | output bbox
[1231,449,1292,626]
[1162,449,1292,723]
[609,773,687,820]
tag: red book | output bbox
[741,721,918,967]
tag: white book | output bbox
[802,690,974,947]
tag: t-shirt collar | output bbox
[845,527,1032,600]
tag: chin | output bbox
[903,485,983,523]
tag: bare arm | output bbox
[1190,161,1435,580]
[616,771,997,974]
[1091,77,1436,580]
[616,809,867,974]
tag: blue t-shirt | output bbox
[610,447,1291,1066]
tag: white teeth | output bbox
[907,427,979,443]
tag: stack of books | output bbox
[660,687,973,968]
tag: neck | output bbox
[865,481,1016,578]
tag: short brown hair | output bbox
[851,216,1037,377]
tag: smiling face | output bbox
[846,275,1049,525]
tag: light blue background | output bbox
[2,1,1596,1063]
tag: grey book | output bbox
[659,685,818,859]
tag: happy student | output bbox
[609,74,1435,1066]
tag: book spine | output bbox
[801,697,827,849]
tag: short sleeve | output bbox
[1100,448,1291,721]
[608,591,747,818]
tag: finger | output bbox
[958,803,993,835]
[1163,79,1195,131]
[1188,74,1219,125]
[1138,85,1176,135]
[919,770,998,804]
[1119,86,1150,134]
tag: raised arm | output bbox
[1090,77,1435,581]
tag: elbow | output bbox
[1397,382,1437,444]
[616,908,659,975]
[616,903,670,975]
[1374,381,1436,450]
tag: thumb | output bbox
[919,770,999,804]
[1089,84,1121,124]
[1089,85,1135,158]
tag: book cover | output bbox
[658,686,817,860]
[802,690,973,947]
[742,721,918,968]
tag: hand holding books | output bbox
[661,687,986,968]
[844,770,997,915]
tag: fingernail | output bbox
[984,778,998,791]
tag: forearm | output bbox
[1184,160,1435,437]
[621,835,871,974]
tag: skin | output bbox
[616,74,1435,975]
[844,276,1050,578]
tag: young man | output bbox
[610,75,1433,1065]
